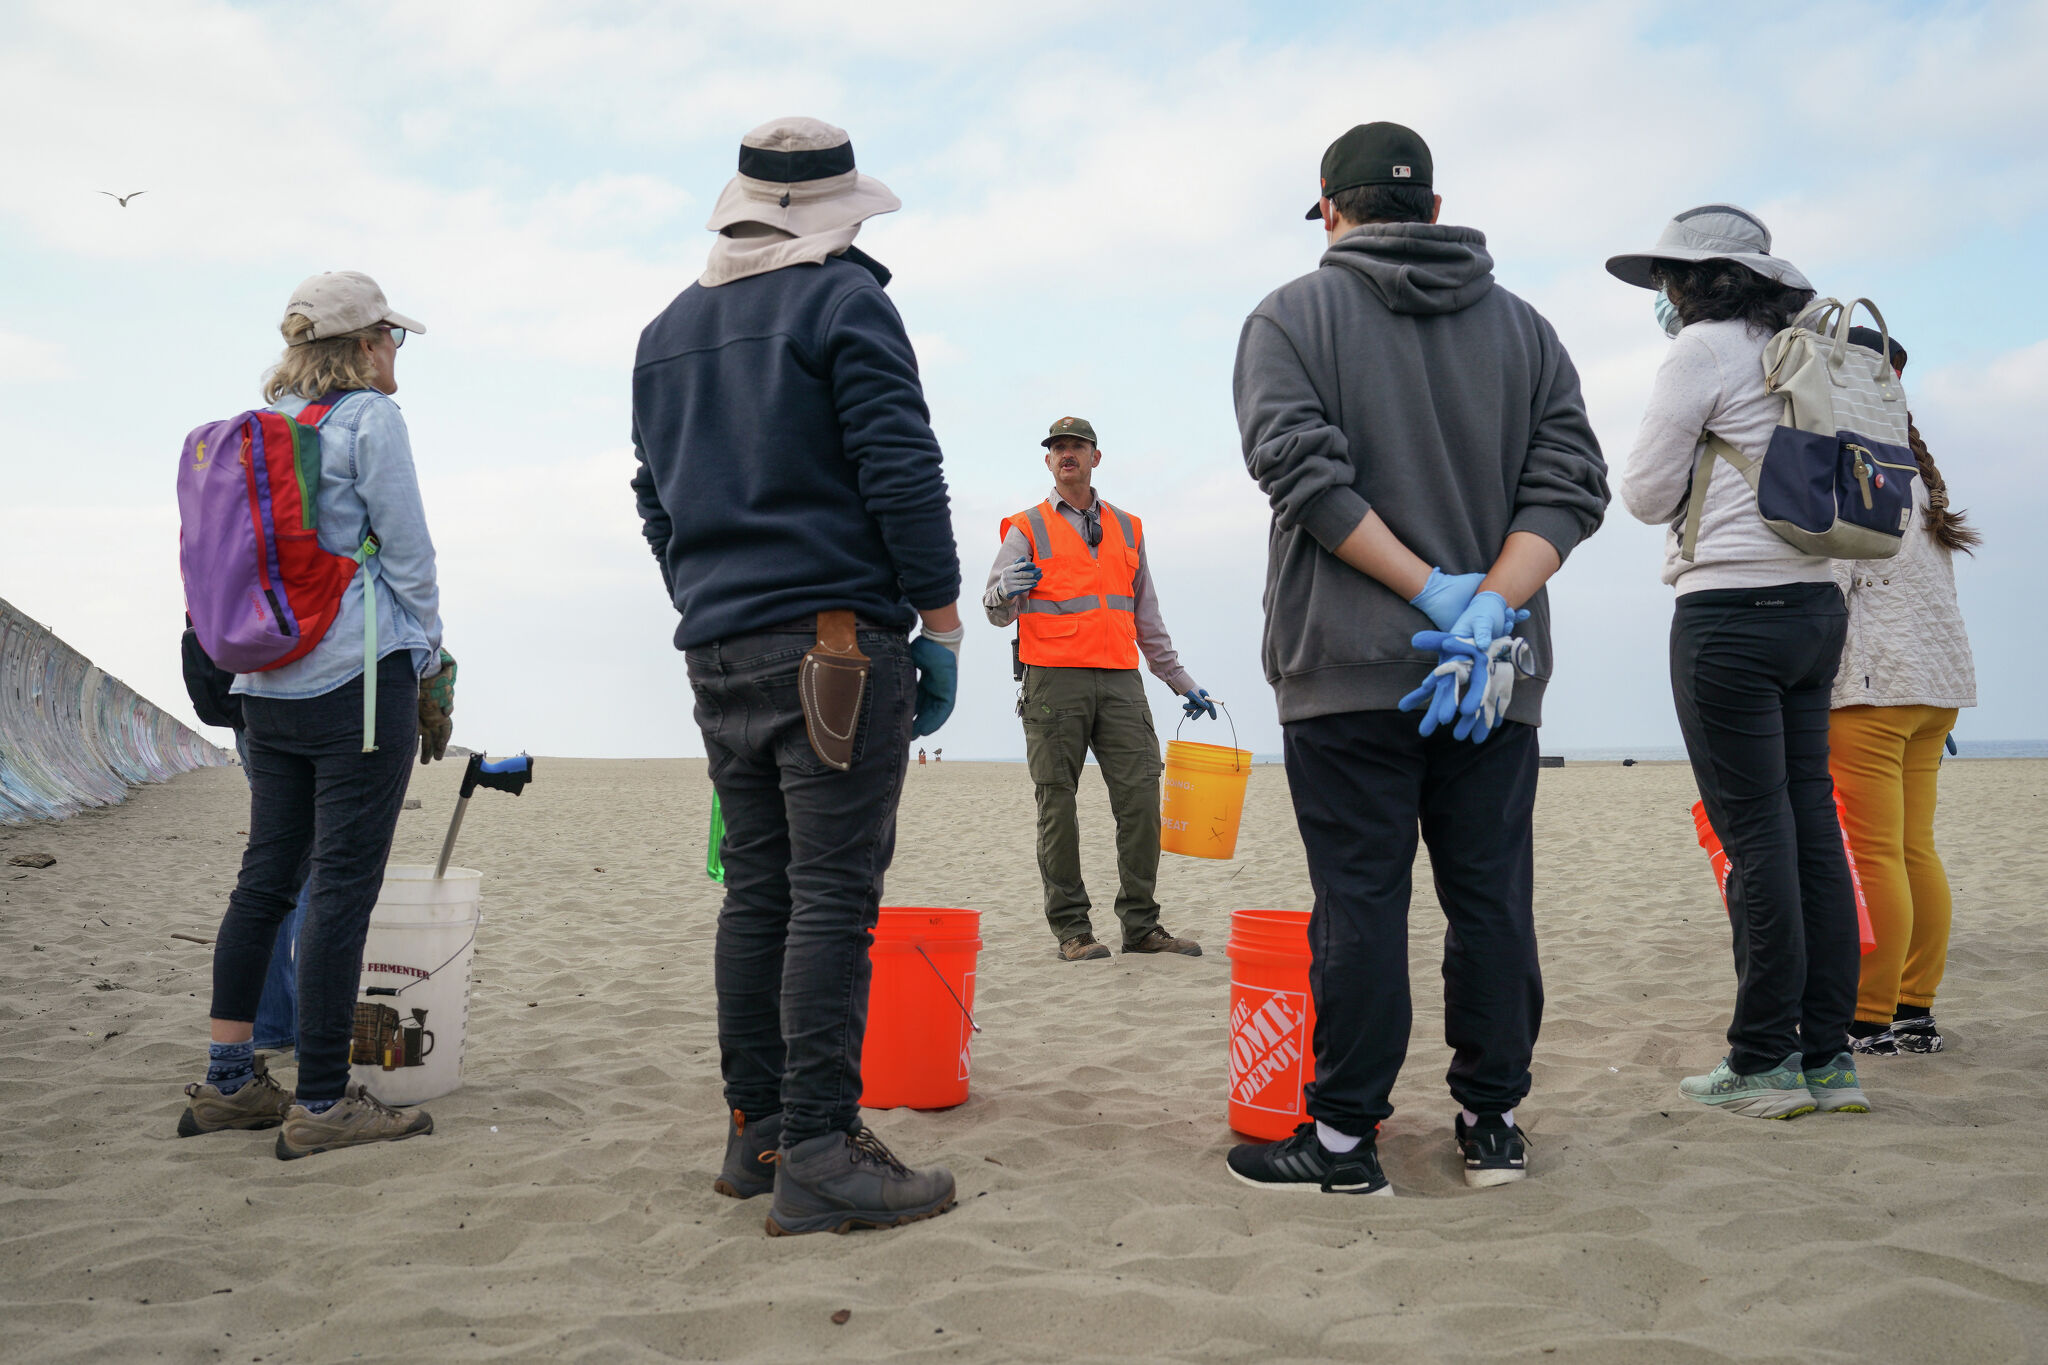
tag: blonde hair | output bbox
[262,313,384,403]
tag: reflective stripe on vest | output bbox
[1000,498,1143,670]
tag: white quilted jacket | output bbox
[1831,479,1977,709]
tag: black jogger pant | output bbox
[1670,582,1858,1075]
[1282,709,1541,1134]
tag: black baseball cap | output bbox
[1306,122,1433,219]
[1847,326,1906,370]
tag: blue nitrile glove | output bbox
[1444,590,1530,653]
[997,559,1042,598]
[1398,631,1483,737]
[1409,568,1487,632]
[1182,688,1218,720]
[1454,636,1536,744]
[909,625,964,738]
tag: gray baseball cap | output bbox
[282,271,425,343]
[1605,204,1812,292]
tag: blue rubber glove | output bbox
[909,626,963,738]
[1182,688,1218,720]
[1398,631,1484,737]
[1444,590,1530,653]
[1408,568,1487,633]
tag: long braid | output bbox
[1907,415,1980,555]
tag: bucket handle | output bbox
[914,943,981,1034]
[360,910,480,999]
[1174,698,1242,770]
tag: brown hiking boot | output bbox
[1123,926,1202,957]
[274,1085,434,1161]
[176,1054,292,1136]
[1058,934,1112,962]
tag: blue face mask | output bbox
[1654,288,1682,338]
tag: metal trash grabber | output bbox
[434,752,534,878]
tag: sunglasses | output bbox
[377,325,407,349]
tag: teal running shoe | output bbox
[1679,1053,1816,1120]
[1803,1053,1871,1113]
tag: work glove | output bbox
[1398,632,1482,737]
[1444,590,1530,653]
[1181,688,1218,720]
[1408,568,1486,632]
[1454,636,1536,745]
[909,624,964,738]
[417,649,456,764]
[997,559,1042,599]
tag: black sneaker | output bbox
[1891,1013,1945,1054]
[763,1127,955,1236]
[1849,1027,1900,1057]
[1453,1113,1527,1188]
[1225,1122,1391,1196]
[712,1107,781,1200]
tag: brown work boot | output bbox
[1123,926,1202,957]
[1057,933,1112,962]
[274,1085,434,1161]
[176,1054,292,1136]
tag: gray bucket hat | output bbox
[705,117,900,238]
[1605,204,1812,292]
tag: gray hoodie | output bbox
[1233,224,1609,726]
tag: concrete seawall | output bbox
[0,598,229,823]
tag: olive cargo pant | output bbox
[1021,665,1163,946]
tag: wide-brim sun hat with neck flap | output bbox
[282,271,425,341]
[1605,203,1812,293]
[706,117,901,237]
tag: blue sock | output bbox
[206,1040,255,1094]
[300,1096,341,1114]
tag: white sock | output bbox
[1315,1121,1362,1153]
[1462,1109,1514,1128]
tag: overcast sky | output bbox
[4,0,2043,760]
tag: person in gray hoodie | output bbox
[1226,123,1608,1197]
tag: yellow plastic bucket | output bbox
[1160,740,1252,860]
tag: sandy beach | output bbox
[4,755,2047,1363]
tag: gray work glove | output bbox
[997,559,1042,598]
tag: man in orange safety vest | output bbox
[984,415,1217,962]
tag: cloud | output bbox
[0,329,74,382]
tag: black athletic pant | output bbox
[1671,582,1858,1074]
[1282,710,1541,1134]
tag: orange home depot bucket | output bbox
[1691,800,1875,954]
[860,907,982,1110]
[1226,909,1318,1140]
[1161,740,1253,860]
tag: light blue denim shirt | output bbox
[233,390,443,699]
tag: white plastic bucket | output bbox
[349,864,480,1106]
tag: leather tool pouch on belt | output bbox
[798,610,869,771]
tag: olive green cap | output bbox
[1305,121,1433,219]
[1041,415,1098,447]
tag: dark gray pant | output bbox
[1020,665,1163,946]
[212,656,419,1101]
[1670,582,1858,1074]
[689,627,914,1145]
[1283,710,1541,1133]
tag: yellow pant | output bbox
[1828,704,1960,1024]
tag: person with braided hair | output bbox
[1830,328,1979,1058]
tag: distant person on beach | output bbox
[176,271,451,1158]
[632,118,963,1236]
[985,415,1214,963]
[1831,329,1978,1057]
[181,619,309,1053]
[1610,206,1866,1119]
[1228,123,1608,1194]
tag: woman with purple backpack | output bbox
[174,271,455,1159]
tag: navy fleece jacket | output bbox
[631,251,960,649]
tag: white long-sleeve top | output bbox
[1618,319,1834,594]
[1831,477,1977,709]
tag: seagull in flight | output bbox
[98,190,147,207]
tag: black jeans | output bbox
[1670,582,1857,1074]
[211,657,419,1101]
[1282,710,1541,1133]
[688,626,915,1145]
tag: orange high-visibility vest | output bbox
[999,498,1143,670]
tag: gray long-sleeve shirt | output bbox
[983,486,1198,695]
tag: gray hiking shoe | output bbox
[1803,1053,1871,1113]
[1679,1053,1816,1120]
[713,1107,782,1199]
[1058,934,1112,962]
[763,1127,956,1236]
[177,1054,292,1136]
[1123,926,1203,957]
[274,1085,434,1160]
